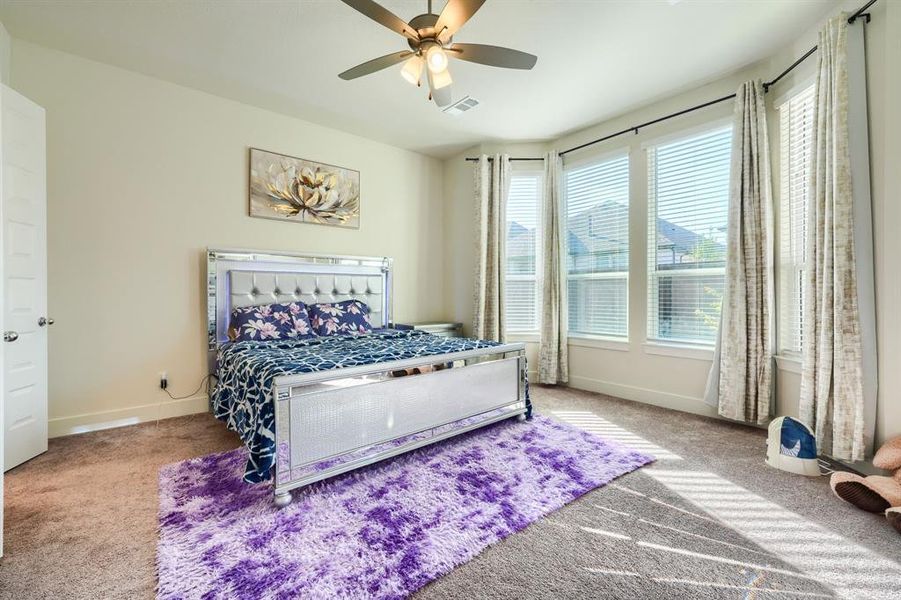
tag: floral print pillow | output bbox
[230,302,314,341]
[308,299,373,336]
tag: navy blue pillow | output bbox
[283,302,315,338]
[231,302,314,341]
[308,299,373,336]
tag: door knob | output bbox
[4,331,19,342]
[38,317,54,327]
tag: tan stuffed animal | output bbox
[830,436,901,533]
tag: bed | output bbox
[207,248,530,507]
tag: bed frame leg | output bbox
[517,413,527,422]
[274,490,293,508]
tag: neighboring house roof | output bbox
[507,223,536,259]
[567,230,588,257]
[508,221,528,237]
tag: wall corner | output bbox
[0,21,10,85]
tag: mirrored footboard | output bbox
[271,344,528,506]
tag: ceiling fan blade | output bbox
[339,51,413,80]
[434,0,486,40]
[340,0,420,40]
[427,70,453,107]
[449,43,537,70]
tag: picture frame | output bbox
[248,147,360,229]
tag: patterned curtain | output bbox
[538,151,568,384]
[705,79,774,423]
[800,14,867,461]
[473,154,510,341]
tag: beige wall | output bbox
[442,1,900,449]
[6,2,898,449]
[10,40,447,435]
[0,21,9,85]
[865,0,901,449]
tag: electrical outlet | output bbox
[159,371,168,390]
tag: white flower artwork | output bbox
[249,148,360,228]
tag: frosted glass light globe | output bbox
[426,45,448,73]
[401,55,424,85]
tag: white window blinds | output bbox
[564,154,630,338]
[778,85,815,354]
[647,126,732,344]
[505,172,542,332]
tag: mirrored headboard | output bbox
[207,248,393,353]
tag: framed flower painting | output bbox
[249,148,360,228]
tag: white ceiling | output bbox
[0,0,837,158]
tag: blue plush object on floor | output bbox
[778,417,818,458]
[766,416,821,476]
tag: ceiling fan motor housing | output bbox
[407,13,451,51]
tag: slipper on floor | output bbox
[830,471,901,513]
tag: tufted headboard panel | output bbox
[228,271,385,325]
[207,248,392,354]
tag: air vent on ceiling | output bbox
[443,96,479,116]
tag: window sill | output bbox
[642,341,714,361]
[568,336,630,352]
[505,333,631,352]
[775,354,802,374]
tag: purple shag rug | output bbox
[157,415,654,599]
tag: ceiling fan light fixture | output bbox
[430,67,452,90]
[400,55,424,86]
[425,45,448,73]
[338,0,538,107]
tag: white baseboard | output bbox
[566,375,718,419]
[48,394,209,438]
[47,375,712,437]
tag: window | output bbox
[565,154,630,338]
[778,85,815,354]
[647,125,732,344]
[505,171,542,332]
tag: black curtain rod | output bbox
[465,0,877,163]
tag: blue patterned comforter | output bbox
[211,329,528,483]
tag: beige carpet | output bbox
[2,386,900,599]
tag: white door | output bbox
[0,86,4,559]
[2,84,47,473]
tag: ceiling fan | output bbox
[338,0,538,107]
